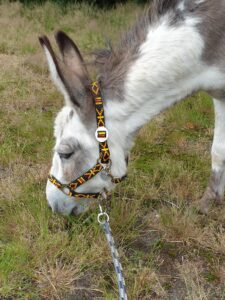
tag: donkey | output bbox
[40,0,225,215]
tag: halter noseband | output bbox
[48,81,126,199]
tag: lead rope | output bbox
[98,205,128,300]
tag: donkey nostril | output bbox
[71,207,78,216]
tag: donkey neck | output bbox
[100,17,216,178]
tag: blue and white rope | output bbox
[98,206,127,300]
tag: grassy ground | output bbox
[0,1,225,299]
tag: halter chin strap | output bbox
[48,81,126,199]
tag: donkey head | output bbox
[40,32,115,215]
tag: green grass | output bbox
[0,1,225,299]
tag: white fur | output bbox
[178,0,185,11]
[106,16,225,139]
[202,98,225,202]
[47,106,115,215]
[211,99,225,174]
[195,0,205,4]
[45,12,225,215]
[43,46,115,214]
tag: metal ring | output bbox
[98,212,109,224]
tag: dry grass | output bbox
[177,261,209,300]
[0,1,225,299]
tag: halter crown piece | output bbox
[48,81,126,199]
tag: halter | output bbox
[48,81,126,199]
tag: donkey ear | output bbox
[39,32,92,110]
[55,31,88,77]
[39,35,71,104]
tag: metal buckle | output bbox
[97,159,112,176]
[98,204,109,224]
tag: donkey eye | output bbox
[58,152,74,159]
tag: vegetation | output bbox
[18,0,148,8]
[0,1,225,299]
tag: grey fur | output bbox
[199,170,225,214]
[39,32,95,122]
[193,0,225,66]
[41,1,225,105]
[95,0,225,101]
[94,0,182,101]
[56,137,91,182]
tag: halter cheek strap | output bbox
[92,81,110,164]
[48,81,126,199]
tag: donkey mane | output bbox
[94,0,181,100]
